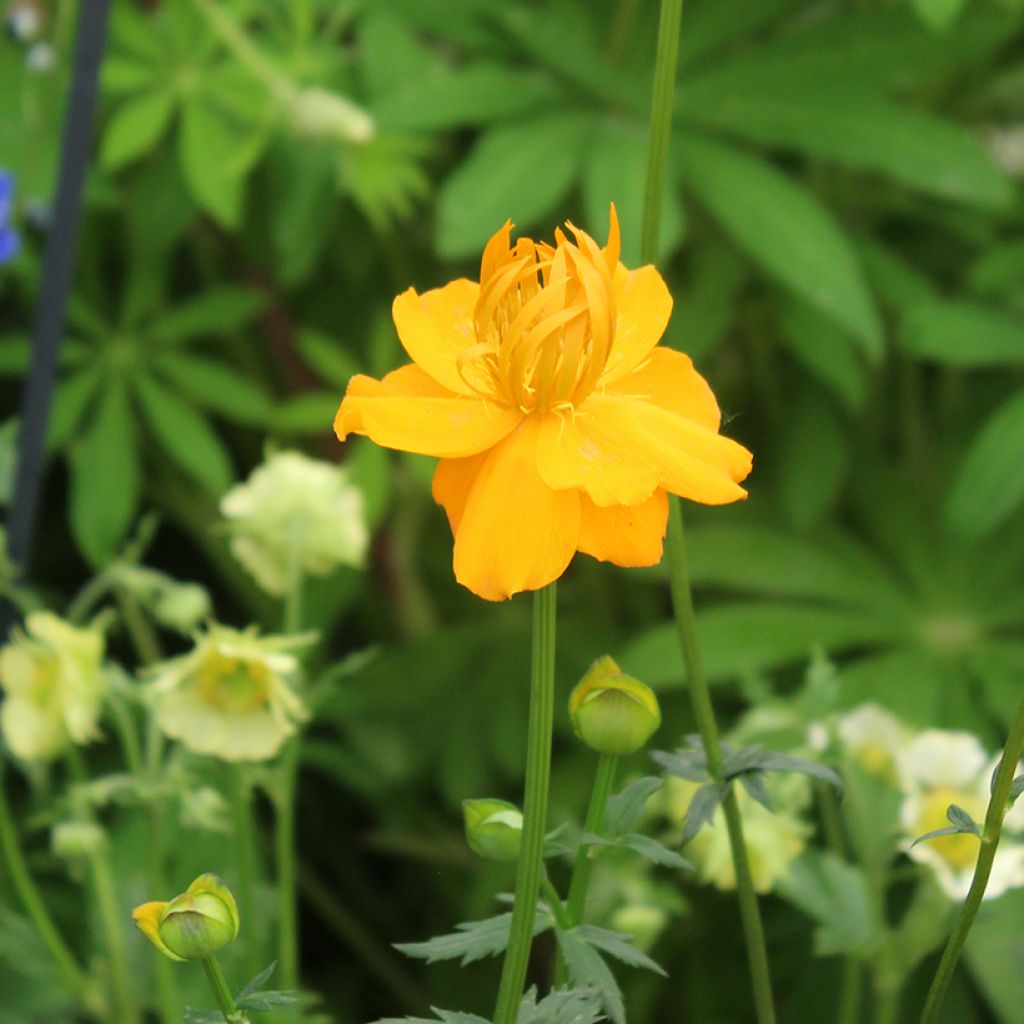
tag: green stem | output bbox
[90,841,138,1024]
[66,569,113,624]
[640,0,683,266]
[114,587,163,666]
[492,584,557,1024]
[0,773,85,996]
[876,981,900,1024]
[232,767,259,977]
[838,959,864,1024]
[919,697,1024,1024]
[202,955,238,1021]
[666,503,777,1024]
[540,875,571,931]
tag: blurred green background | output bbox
[1,0,1023,1021]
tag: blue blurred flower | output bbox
[0,172,21,264]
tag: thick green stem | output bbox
[553,753,618,987]
[666,503,777,1024]
[0,774,84,996]
[492,584,557,1024]
[919,697,1024,1024]
[202,955,238,1021]
[838,959,864,1024]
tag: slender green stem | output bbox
[553,753,618,986]
[232,767,259,977]
[876,982,900,1024]
[276,519,305,990]
[919,697,1024,1024]
[540,875,571,931]
[640,0,683,266]
[66,569,113,624]
[202,955,238,1021]
[0,774,85,995]
[114,587,163,666]
[666,504,776,1024]
[89,841,138,1024]
[492,584,557,1024]
[838,959,864,1024]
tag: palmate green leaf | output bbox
[100,88,177,171]
[556,929,625,1024]
[778,300,868,412]
[677,132,882,356]
[436,113,594,259]
[69,380,138,567]
[394,911,552,965]
[678,0,803,70]
[858,238,939,313]
[582,117,685,266]
[47,368,101,450]
[681,83,1012,210]
[602,777,664,837]
[901,301,1024,366]
[155,351,273,425]
[150,287,267,345]
[576,925,666,976]
[296,329,359,389]
[945,390,1024,538]
[775,851,876,957]
[679,782,729,845]
[133,375,233,495]
[620,603,905,687]
[344,134,432,231]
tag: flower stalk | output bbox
[492,584,557,1024]
[919,696,1024,1024]
[201,955,239,1022]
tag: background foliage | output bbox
[1,0,1023,1021]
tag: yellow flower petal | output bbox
[607,347,721,430]
[577,488,668,567]
[452,418,581,601]
[432,452,488,533]
[335,364,521,458]
[601,264,673,383]
[392,280,481,397]
[558,393,752,506]
[132,901,185,961]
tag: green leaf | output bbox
[271,392,341,436]
[603,777,664,837]
[901,301,1024,366]
[69,381,138,566]
[582,117,685,266]
[394,911,552,966]
[965,887,1024,1022]
[669,237,746,362]
[235,961,276,1002]
[150,287,266,345]
[776,851,876,956]
[859,238,939,313]
[0,334,29,376]
[725,749,843,794]
[890,877,950,976]
[621,604,904,687]
[47,369,102,450]
[100,89,177,171]
[296,329,359,388]
[969,239,1024,302]
[436,113,594,259]
[133,375,233,495]
[556,928,625,1024]
[583,832,692,871]
[912,0,967,31]
[681,782,730,845]
[677,132,881,355]
[344,134,432,231]
[576,924,666,975]
[155,351,272,425]
[945,390,1024,538]
[911,804,981,846]
[516,988,604,1024]
[682,84,1012,210]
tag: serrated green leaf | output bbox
[681,782,730,846]
[726,749,843,794]
[739,772,774,812]
[576,924,667,976]
[155,351,272,425]
[945,390,1024,538]
[394,911,552,966]
[678,132,881,355]
[150,287,266,345]
[69,380,138,566]
[101,89,177,171]
[436,113,594,259]
[901,301,1024,366]
[583,831,692,871]
[517,987,604,1024]
[235,961,277,1002]
[133,375,233,495]
[556,928,625,1024]
[651,748,709,784]
[236,989,301,1010]
[602,777,664,837]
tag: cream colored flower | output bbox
[151,624,309,762]
[898,730,1024,901]
[838,703,910,780]
[0,613,106,762]
[220,450,369,596]
[664,776,811,894]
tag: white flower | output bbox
[151,624,309,763]
[898,730,1024,901]
[0,613,106,762]
[221,450,369,596]
[838,703,910,779]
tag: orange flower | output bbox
[335,209,752,601]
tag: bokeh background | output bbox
[1,0,1023,1021]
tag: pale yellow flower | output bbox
[838,703,910,781]
[151,624,308,762]
[0,613,106,762]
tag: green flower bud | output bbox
[133,873,239,961]
[569,656,661,757]
[463,798,523,862]
[52,821,106,860]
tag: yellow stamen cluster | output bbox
[458,214,621,414]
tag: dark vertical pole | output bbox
[5,0,112,618]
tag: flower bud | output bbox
[52,821,106,860]
[290,87,375,144]
[463,798,523,862]
[132,874,239,961]
[569,656,661,757]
